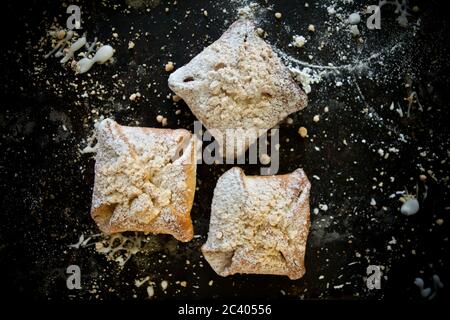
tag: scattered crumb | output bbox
[56,30,66,40]
[275,12,282,19]
[298,126,308,138]
[350,25,360,37]
[313,115,320,122]
[260,153,271,165]
[147,285,154,298]
[292,35,307,48]
[256,27,265,37]
[129,92,141,101]
[165,61,174,72]
[135,276,150,287]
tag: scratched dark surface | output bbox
[0,0,449,300]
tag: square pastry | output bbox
[201,167,311,280]
[168,19,307,159]
[90,119,196,242]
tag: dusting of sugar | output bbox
[91,118,196,242]
[202,167,311,280]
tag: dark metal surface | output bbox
[0,0,449,300]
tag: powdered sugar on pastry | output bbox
[168,19,307,159]
[202,167,311,280]
[91,118,196,242]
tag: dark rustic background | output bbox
[0,0,449,300]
